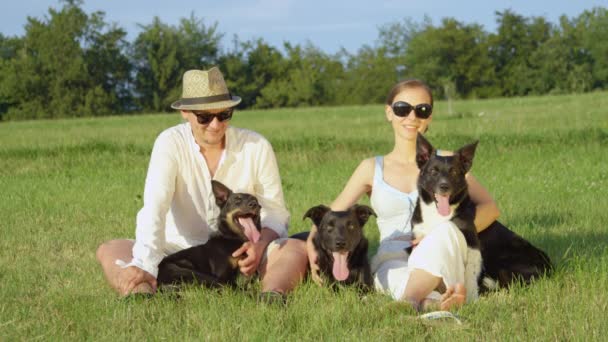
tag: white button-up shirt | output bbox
[127,123,289,277]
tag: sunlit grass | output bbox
[1,91,607,339]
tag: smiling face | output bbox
[180,108,233,148]
[385,86,433,142]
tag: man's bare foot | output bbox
[128,282,155,296]
[439,283,466,311]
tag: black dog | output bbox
[292,205,375,291]
[477,221,552,290]
[411,133,483,301]
[156,180,262,288]
[412,133,552,295]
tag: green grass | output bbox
[1,91,607,340]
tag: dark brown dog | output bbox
[156,180,261,288]
[293,205,375,291]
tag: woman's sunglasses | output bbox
[391,101,433,119]
[191,108,234,125]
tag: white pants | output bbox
[373,222,469,300]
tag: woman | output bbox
[307,79,500,311]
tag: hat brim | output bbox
[171,96,242,111]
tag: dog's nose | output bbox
[248,201,259,209]
[438,183,450,193]
[335,239,346,249]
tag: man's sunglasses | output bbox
[191,109,234,125]
[391,101,433,119]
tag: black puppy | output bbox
[411,133,482,301]
[294,205,375,291]
[156,180,262,288]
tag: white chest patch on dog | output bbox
[412,200,458,239]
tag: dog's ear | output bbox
[457,140,478,173]
[352,205,377,227]
[416,133,434,169]
[303,205,331,227]
[211,180,233,208]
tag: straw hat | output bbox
[171,67,242,111]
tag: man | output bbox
[96,67,308,299]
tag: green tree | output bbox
[488,10,553,96]
[131,15,222,112]
[131,17,181,112]
[0,0,132,120]
[218,38,287,108]
[82,12,132,114]
[257,43,345,108]
[178,13,222,69]
[376,16,429,59]
[0,34,23,119]
[526,15,592,94]
[577,7,608,88]
[403,18,496,99]
[338,45,396,105]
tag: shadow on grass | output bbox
[505,210,605,265]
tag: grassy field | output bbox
[1,91,607,340]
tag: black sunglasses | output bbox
[391,101,433,119]
[191,108,234,125]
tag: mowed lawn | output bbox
[1,91,607,340]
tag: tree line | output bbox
[0,0,606,120]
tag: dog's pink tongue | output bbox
[238,217,261,243]
[435,194,451,217]
[332,252,349,281]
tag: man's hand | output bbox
[233,228,278,276]
[306,233,323,285]
[232,240,267,276]
[117,265,157,296]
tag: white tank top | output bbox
[370,156,418,254]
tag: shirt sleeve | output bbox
[129,131,178,278]
[254,138,290,238]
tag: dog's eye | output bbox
[326,225,334,232]
[348,224,355,230]
[431,168,439,175]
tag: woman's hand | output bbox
[411,236,423,249]
[306,231,324,285]
[117,266,157,296]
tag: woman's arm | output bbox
[466,173,500,233]
[330,158,375,210]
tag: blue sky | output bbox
[1,0,606,54]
